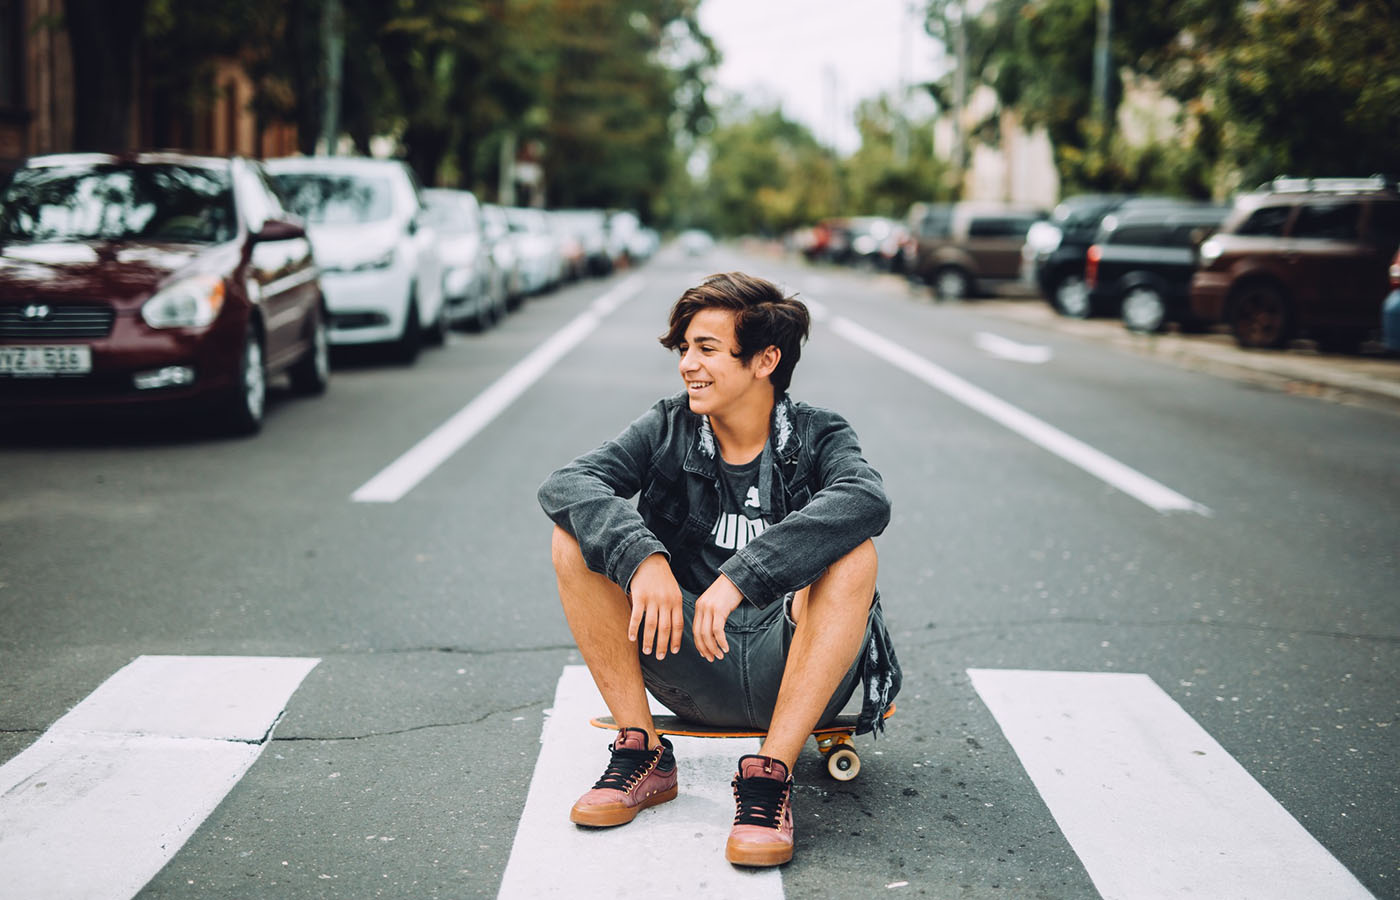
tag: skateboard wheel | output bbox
[827,747,861,781]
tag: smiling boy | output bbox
[538,271,899,866]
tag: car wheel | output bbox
[289,304,331,395]
[1121,286,1167,334]
[425,302,448,347]
[392,293,422,364]
[932,267,972,301]
[1054,275,1092,318]
[216,326,266,436]
[1230,282,1293,349]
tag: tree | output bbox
[700,108,839,236]
[66,0,149,150]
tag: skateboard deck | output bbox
[590,704,893,781]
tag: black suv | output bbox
[1025,194,1188,317]
[1190,176,1400,349]
[1083,205,1230,332]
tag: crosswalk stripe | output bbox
[0,655,320,900]
[969,668,1375,900]
[498,665,782,898]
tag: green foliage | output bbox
[698,108,839,236]
[926,0,1398,199]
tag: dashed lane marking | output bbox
[353,274,646,503]
[498,665,781,898]
[969,669,1374,900]
[829,316,1212,516]
[0,655,320,900]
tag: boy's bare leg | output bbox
[551,525,661,749]
[759,539,878,769]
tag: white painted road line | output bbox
[830,316,1211,516]
[499,665,781,899]
[973,331,1053,364]
[353,274,647,503]
[968,669,1375,900]
[0,655,320,900]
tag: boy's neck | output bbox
[708,389,776,465]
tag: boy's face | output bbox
[677,307,775,417]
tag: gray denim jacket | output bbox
[538,391,901,734]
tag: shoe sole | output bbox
[725,837,794,867]
[570,784,678,827]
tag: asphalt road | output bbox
[1,243,1396,899]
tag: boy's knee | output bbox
[829,539,878,580]
[550,525,587,576]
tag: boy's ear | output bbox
[754,345,781,380]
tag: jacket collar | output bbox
[685,393,801,473]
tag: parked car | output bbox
[482,203,525,308]
[844,216,906,270]
[267,156,444,362]
[909,202,1045,300]
[552,209,612,276]
[677,228,715,256]
[0,152,328,434]
[606,210,657,267]
[1079,205,1230,331]
[423,188,505,331]
[1025,194,1192,317]
[1383,249,1400,353]
[1190,175,1400,349]
[507,206,565,294]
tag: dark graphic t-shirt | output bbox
[675,455,772,594]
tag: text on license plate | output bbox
[0,345,93,376]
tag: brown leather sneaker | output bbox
[725,754,794,866]
[570,727,678,827]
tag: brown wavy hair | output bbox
[658,272,810,393]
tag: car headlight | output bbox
[1198,237,1223,265]
[141,275,226,329]
[1025,222,1062,255]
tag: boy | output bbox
[538,271,899,866]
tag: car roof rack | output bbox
[1261,174,1397,194]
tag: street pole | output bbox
[1091,0,1112,153]
[319,0,344,156]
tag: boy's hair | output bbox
[658,272,810,393]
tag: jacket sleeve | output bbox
[720,410,890,602]
[537,400,671,591]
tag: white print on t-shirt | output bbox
[712,512,768,550]
[713,486,769,551]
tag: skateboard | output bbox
[590,704,894,782]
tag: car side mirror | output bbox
[252,219,305,242]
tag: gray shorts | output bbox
[638,588,871,730]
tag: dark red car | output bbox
[0,152,329,434]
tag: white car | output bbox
[505,206,564,295]
[424,188,505,330]
[267,156,444,362]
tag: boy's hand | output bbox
[694,575,743,663]
[628,554,683,660]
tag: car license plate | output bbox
[0,344,93,376]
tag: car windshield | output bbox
[272,173,393,225]
[0,163,236,244]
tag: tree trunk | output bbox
[65,0,149,151]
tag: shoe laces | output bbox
[592,743,660,792]
[732,774,791,828]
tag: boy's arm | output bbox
[719,411,889,603]
[537,401,671,591]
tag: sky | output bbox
[696,0,945,155]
